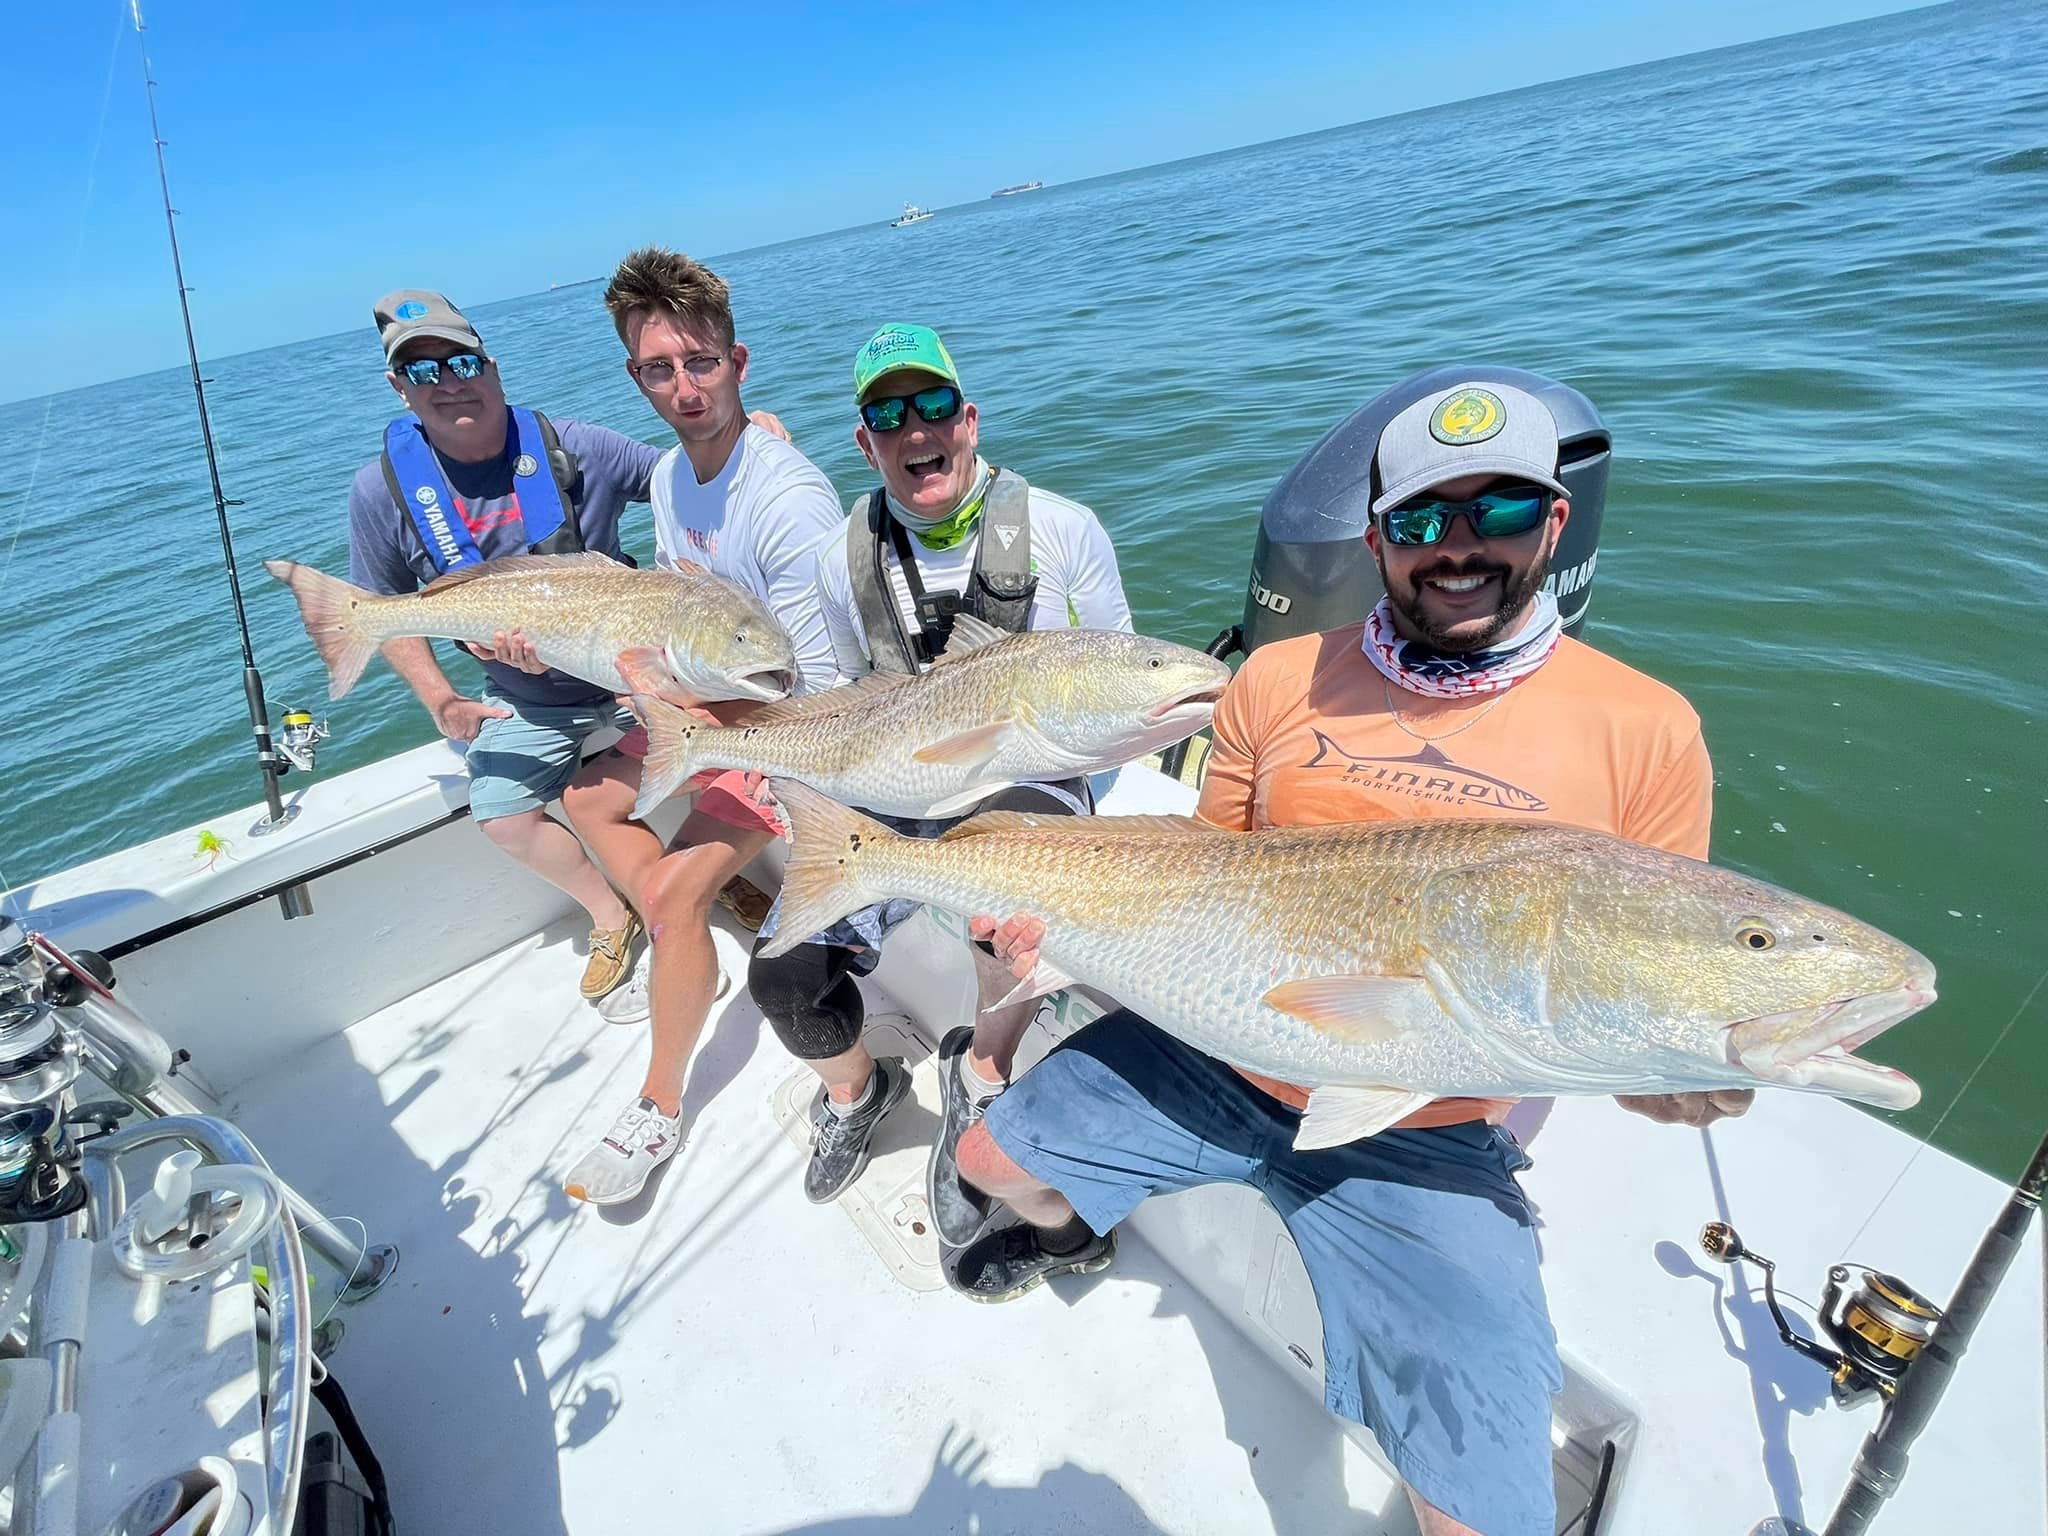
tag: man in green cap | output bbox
[743,323,1134,1268]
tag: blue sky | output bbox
[4,0,1920,399]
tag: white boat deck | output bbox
[224,909,1413,1536]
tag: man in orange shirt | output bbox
[950,379,1751,1536]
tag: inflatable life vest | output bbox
[381,407,582,573]
[849,468,1036,674]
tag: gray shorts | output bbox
[463,689,635,823]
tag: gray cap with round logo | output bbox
[1370,381,1571,514]
[373,289,484,363]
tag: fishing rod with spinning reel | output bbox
[1708,1121,2048,1535]
[132,0,327,919]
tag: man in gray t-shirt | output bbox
[350,289,661,1001]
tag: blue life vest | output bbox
[381,407,581,574]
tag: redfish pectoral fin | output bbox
[616,646,683,698]
[1262,975,1441,1043]
[986,957,1078,1013]
[912,719,1016,769]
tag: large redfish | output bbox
[628,617,1230,821]
[762,785,1935,1149]
[264,552,795,704]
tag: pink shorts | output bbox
[614,726,784,836]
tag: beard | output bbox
[1379,540,1555,653]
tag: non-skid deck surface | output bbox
[226,914,1411,1536]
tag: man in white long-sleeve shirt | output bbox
[559,247,844,1208]
[748,323,1135,1266]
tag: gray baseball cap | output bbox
[373,289,484,363]
[1371,381,1570,514]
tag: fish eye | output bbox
[1147,656,1162,668]
[735,629,748,645]
[1736,923,1776,951]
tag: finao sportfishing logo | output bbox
[1429,388,1505,445]
[1304,731,1548,812]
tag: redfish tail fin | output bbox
[759,780,896,959]
[630,695,704,822]
[264,559,381,700]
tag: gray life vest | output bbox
[850,467,1037,674]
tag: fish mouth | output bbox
[732,666,794,701]
[1148,685,1225,723]
[1726,985,1935,1110]
[1146,684,1220,729]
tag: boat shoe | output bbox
[580,911,643,1000]
[715,875,775,933]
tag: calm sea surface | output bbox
[2,4,2043,1176]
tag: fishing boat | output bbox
[2,353,2042,1535]
[990,181,1043,198]
[5,14,2041,1536]
[889,203,935,228]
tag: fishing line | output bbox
[304,1213,370,1330]
[1841,957,2048,1255]
[1,0,132,904]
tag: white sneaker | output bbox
[563,1097,683,1205]
[595,953,730,1027]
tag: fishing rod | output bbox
[1704,1118,2048,1534]
[131,0,314,919]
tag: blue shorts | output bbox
[984,1011,1561,1536]
[463,690,635,823]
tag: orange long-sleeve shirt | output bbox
[1193,621,1713,1128]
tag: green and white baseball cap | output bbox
[1371,381,1570,513]
[853,323,961,402]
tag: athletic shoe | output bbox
[927,1027,996,1247]
[580,912,643,1000]
[947,1220,1117,1304]
[562,1097,681,1205]
[804,1057,910,1205]
[595,951,730,1027]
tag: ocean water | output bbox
[2,3,2043,1177]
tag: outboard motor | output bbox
[1240,363,1612,654]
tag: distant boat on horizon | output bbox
[890,202,935,228]
[991,181,1044,198]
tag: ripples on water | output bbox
[2,4,2043,1172]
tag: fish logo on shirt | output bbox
[1303,731,1549,812]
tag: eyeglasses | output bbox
[1377,484,1552,546]
[629,354,728,388]
[399,353,487,388]
[860,384,962,433]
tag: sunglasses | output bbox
[860,384,962,433]
[629,353,728,388]
[399,353,487,388]
[1378,484,1552,547]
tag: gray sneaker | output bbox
[804,1058,910,1204]
[927,1027,995,1246]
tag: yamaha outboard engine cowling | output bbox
[1241,364,1611,654]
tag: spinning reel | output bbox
[0,920,89,1224]
[1699,1221,1941,1408]
[273,706,330,775]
